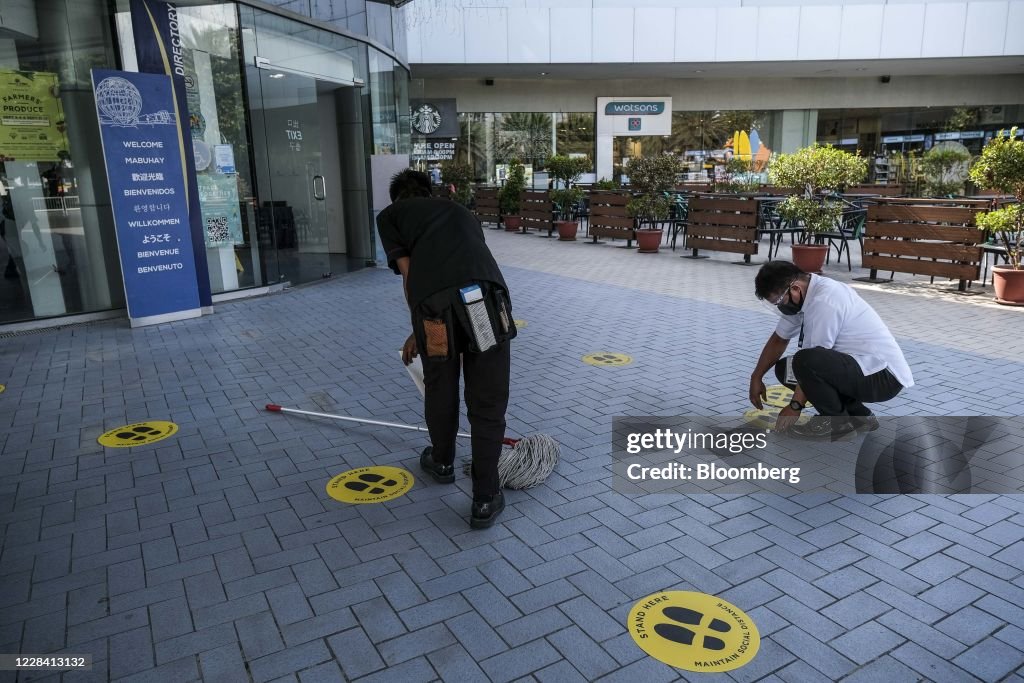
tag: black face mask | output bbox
[776,286,804,316]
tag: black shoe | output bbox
[852,415,880,433]
[470,490,505,529]
[788,416,858,441]
[419,447,455,484]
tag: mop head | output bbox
[462,433,561,489]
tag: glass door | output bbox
[248,69,332,284]
[242,5,369,287]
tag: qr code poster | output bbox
[197,174,243,246]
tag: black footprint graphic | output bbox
[116,425,162,441]
[654,606,732,651]
[344,473,399,495]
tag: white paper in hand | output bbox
[402,351,426,397]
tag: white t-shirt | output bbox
[774,275,914,388]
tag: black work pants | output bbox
[422,321,510,498]
[776,347,903,417]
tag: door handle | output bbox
[312,175,326,201]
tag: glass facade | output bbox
[1,0,409,325]
[1,0,123,323]
[452,106,1024,187]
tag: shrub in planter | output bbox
[593,177,619,191]
[970,127,1024,304]
[547,155,591,240]
[717,157,761,194]
[625,154,682,253]
[921,144,972,197]
[499,158,527,231]
[440,161,474,207]
[768,144,868,272]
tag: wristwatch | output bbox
[789,400,804,411]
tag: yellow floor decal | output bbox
[582,352,633,367]
[628,590,760,672]
[745,385,813,430]
[326,466,414,504]
[98,421,178,448]
[513,319,527,329]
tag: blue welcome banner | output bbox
[92,69,201,326]
[130,0,213,311]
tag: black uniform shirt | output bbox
[376,197,507,309]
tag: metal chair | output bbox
[816,208,867,271]
[757,199,802,259]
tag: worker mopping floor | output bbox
[265,354,560,491]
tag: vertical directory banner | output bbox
[130,0,213,311]
[92,68,201,327]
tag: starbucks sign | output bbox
[409,98,458,138]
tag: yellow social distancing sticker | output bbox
[513,319,527,329]
[98,421,178,447]
[582,352,633,367]
[628,591,759,672]
[745,385,813,430]
[326,466,414,504]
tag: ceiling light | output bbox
[694,70,704,73]
[539,72,549,76]
[269,73,285,79]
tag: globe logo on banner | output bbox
[96,77,143,126]
[412,103,442,134]
[95,76,176,128]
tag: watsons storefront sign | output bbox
[604,102,666,115]
[595,96,673,179]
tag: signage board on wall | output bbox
[92,69,201,327]
[595,96,673,180]
[411,139,457,162]
[0,69,69,161]
[597,97,672,137]
[409,98,458,139]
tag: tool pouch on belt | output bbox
[413,282,516,360]
[413,292,456,362]
[455,281,516,353]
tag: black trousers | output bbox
[776,347,903,417]
[422,321,510,498]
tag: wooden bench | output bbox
[859,197,989,291]
[474,187,500,227]
[517,190,553,235]
[685,196,761,263]
[588,191,635,245]
[847,184,906,197]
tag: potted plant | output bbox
[921,143,972,197]
[718,157,761,194]
[499,158,527,231]
[625,154,682,253]
[768,144,868,272]
[593,177,619,191]
[440,160,474,207]
[547,155,591,241]
[970,127,1024,305]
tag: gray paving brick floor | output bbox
[1,227,1023,682]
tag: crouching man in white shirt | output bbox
[749,261,914,439]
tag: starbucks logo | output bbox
[412,103,442,135]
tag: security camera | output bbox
[880,75,891,84]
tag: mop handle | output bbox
[265,404,518,445]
